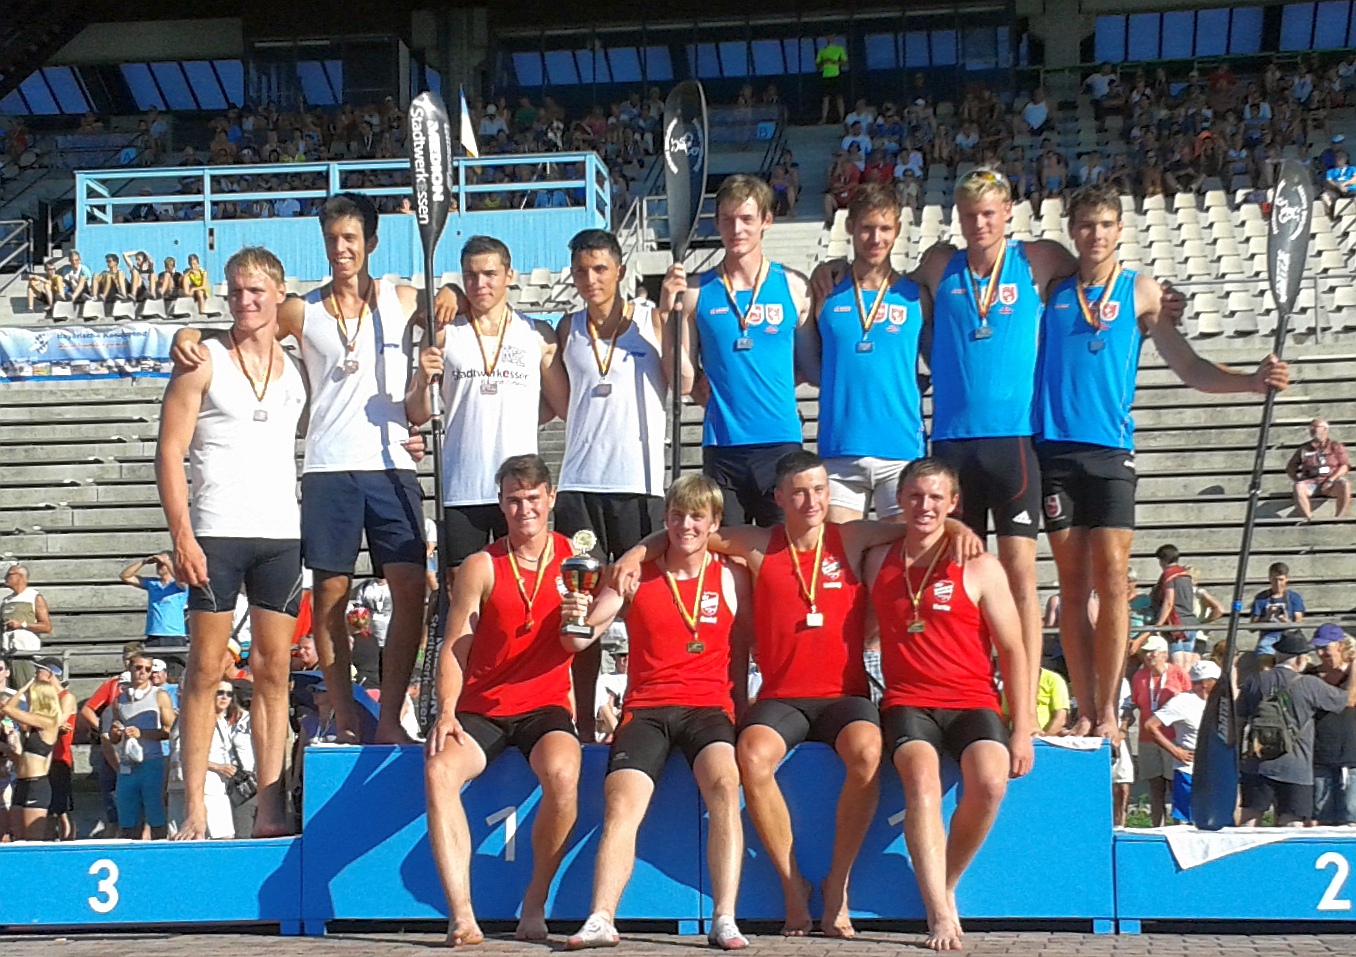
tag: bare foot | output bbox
[252,816,294,838]
[515,914,549,941]
[172,812,207,841]
[1092,718,1122,746]
[781,875,814,936]
[820,879,856,938]
[375,722,417,745]
[566,913,620,950]
[946,891,964,937]
[443,918,485,947]
[1064,715,1093,738]
[925,914,964,951]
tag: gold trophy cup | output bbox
[560,529,603,639]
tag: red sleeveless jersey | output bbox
[458,532,574,718]
[623,554,735,715]
[753,524,868,699]
[870,546,1000,712]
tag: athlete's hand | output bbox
[809,259,848,302]
[426,710,466,757]
[170,328,208,371]
[1008,731,1035,778]
[1159,281,1186,327]
[418,346,444,384]
[658,263,687,315]
[433,284,470,328]
[559,592,592,627]
[1252,354,1290,393]
[607,557,644,600]
[402,427,426,462]
[945,519,985,563]
[171,536,209,588]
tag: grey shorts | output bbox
[1137,740,1177,782]
[824,455,911,518]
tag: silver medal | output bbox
[1089,338,1106,353]
[593,382,612,397]
[253,409,269,423]
[734,336,754,351]
[480,379,499,395]
[343,358,360,375]
[856,341,874,353]
[973,326,993,341]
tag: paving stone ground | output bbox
[6,930,1356,957]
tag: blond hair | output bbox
[665,473,724,523]
[715,174,774,221]
[954,167,1012,205]
[225,246,286,287]
[26,682,61,723]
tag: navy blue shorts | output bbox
[300,469,426,576]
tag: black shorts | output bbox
[443,503,508,568]
[822,74,842,96]
[608,706,736,782]
[12,776,52,810]
[458,707,577,765]
[932,436,1041,540]
[1036,441,1137,533]
[1241,772,1314,820]
[554,491,664,560]
[47,760,74,814]
[702,442,802,528]
[188,537,303,616]
[882,706,1009,763]
[740,696,880,750]
[300,469,426,576]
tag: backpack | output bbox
[1245,669,1302,762]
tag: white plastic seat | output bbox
[1195,311,1224,336]
[1217,255,1246,276]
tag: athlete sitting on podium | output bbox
[562,474,754,951]
[863,458,1034,952]
[424,454,580,946]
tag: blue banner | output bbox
[0,323,177,381]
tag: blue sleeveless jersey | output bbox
[817,273,926,460]
[695,261,803,447]
[930,240,1042,440]
[1037,269,1143,450]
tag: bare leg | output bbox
[1047,527,1094,736]
[943,742,1010,942]
[694,743,748,949]
[1149,776,1167,827]
[311,572,360,743]
[375,562,425,744]
[735,726,810,935]
[248,606,297,836]
[425,733,489,946]
[894,742,961,951]
[517,731,582,941]
[1113,782,1130,827]
[1294,482,1313,519]
[821,721,882,938]
[1334,480,1351,517]
[173,609,234,840]
[997,535,1042,723]
[1089,528,1134,740]
[567,769,654,950]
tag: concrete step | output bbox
[0,422,161,443]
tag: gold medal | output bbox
[787,526,826,630]
[507,535,555,633]
[686,640,706,654]
[907,620,926,634]
[662,552,710,641]
[901,538,946,637]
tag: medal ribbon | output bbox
[967,242,1008,324]
[903,538,947,626]
[852,269,894,341]
[230,329,274,404]
[787,526,825,614]
[662,551,710,636]
[475,304,512,377]
[507,536,555,627]
[331,279,374,354]
[1075,263,1123,332]
[587,300,633,379]
[720,258,770,334]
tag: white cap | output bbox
[151,658,167,673]
[1190,660,1222,682]
[1141,634,1170,654]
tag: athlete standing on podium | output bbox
[1037,184,1290,739]
[423,455,580,946]
[661,175,815,527]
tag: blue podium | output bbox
[299,743,703,935]
[730,740,1115,928]
[0,837,302,931]
[1115,831,1356,931]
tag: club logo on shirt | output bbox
[746,304,765,326]
[1101,301,1120,323]
[1045,494,1063,519]
[887,305,908,325]
[700,591,720,623]
[933,580,954,604]
[766,304,785,326]
[821,557,842,580]
[998,284,1019,306]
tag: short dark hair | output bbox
[774,450,826,486]
[319,192,379,240]
[1269,562,1290,577]
[897,457,959,495]
[847,183,902,224]
[1067,183,1123,224]
[568,228,623,265]
[1155,544,1181,565]
[461,235,512,270]
[496,453,552,493]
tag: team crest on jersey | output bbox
[1044,495,1063,519]
[932,580,955,604]
[821,557,841,580]
[766,304,785,326]
[746,304,765,326]
[998,284,1019,306]
[700,591,720,623]
[887,305,908,325]
[1100,301,1120,323]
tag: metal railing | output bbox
[0,219,32,295]
[1167,274,1331,343]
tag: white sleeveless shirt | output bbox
[299,280,416,474]
[190,337,306,538]
[558,302,666,496]
[440,310,541,506]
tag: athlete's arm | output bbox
[404,326,448,426]
[916,279,935,373]
[155,350,213,588]
[860,541,891,592]
[726,561,754,718]
[433,282,472,328]
[807,258,848,304]
[787,268,821,386]
[537,318,571,424]
[679,286,700,397]
[170,297,302,371]
[968,552,1035,776]
[1139,273,1290,394]
[608,525,770,595]
[1023,239,1078,298]
[426,553,492,756]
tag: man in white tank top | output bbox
[552,228,671,738]
[157,247,307,840]
[171,194,428,746]
[407,235,568,570]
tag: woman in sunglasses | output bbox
[168,682,251,838]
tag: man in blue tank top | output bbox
[1038,184,1290,739]
[660,175,814,527]
[801,184,927,522]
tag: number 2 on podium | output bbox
[1317,852,1352,912]
[88,859,120,914]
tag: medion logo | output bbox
[664,117,702,176]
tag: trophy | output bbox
[560,529,603,639]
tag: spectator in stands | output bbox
[1,564,50,687]
[1131,634,1191,826]
[1288,418,1351,520]
[36,659,76,841]
[1238,629,1356,826]
[844,98,876,132]
[291,634,319,672]
[123,251,156,300]
[1034,667,1069,735]
[157,256,181,302]
[92,253,129,303]
[823,151,861,225]
[118,553,188,648]
[78,641,141,836]
[169,677,251,839]
[0,676,60,840]
[1149,545,1201,667]
[1312,624,1356,825]
[841,121,872,157]
[1143,659,1218,825]
[816,35,848,125]
[1086,64,1117,120]
[1251,561,1306,657]
[103,652,176,839]
[59,252,92,302]
[1075,151,1107,187]
[26,262,64,315]
[180,254,210,314]
[1020,88,1050,136]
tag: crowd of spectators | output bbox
[26,249,214,319]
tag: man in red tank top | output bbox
[561,475,754,952]
[610,450,980,936]
[424,454,581,946]
[863,458,1035,953]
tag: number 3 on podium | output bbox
[88,859,120,914]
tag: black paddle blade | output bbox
[1191,672,1239,830]
[1267,159,1314,323]
[663,80,710,263]
[409,91,455,264]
